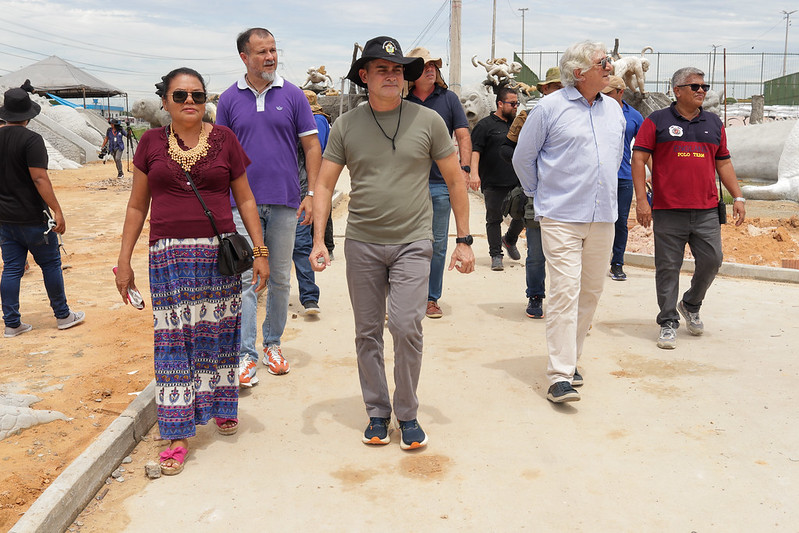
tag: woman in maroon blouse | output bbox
[115,68,268,475]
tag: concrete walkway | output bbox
[13,191,799,532]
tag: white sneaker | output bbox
[57,311,85,330]
[4,322,32,338]
[657,323,677,349]
[262,345,290,375]
[239,358,259,388]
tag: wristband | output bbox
[253,246,270,258]
[733,197,745,203]
[306,191,315,197]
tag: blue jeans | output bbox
[0,223,70,327]
[612,179,634,265]
[293,211,319,304]
[525,219,546,299]
[232,205,296,362]
[428,182,450,302]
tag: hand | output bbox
[732,200,746,226]
[251,257,269,291]
[53,210,66,234]
[448,243,475,273]
[467,172,480,192]
[309,243,330,272]
[636,201,652,228]
[297,197,313,225]
[114,264,137,305]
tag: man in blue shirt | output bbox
[405,47,472,319]
[513,41,625,403]
[602,76,644,281]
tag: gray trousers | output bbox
[653,208,723,326]
[344,238,432,421]
[112,149,123,176]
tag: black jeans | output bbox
[483,186,524,257]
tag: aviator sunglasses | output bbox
[169,90,208,104]
[676,83,711,92]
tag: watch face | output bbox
[457,235,473,245]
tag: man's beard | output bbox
[501,108,516,121]
[260,70,276,84]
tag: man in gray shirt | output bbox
[310,36,474,450]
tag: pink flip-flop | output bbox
[159,446,188,475]
[215,417,238,436]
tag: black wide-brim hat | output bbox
[346,36,424,89]
[0,87,41,122]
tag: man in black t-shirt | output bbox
[470,86,524,271]
[0,87,84,337]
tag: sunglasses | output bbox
[676,83,711,92]
[170,90,208,104]
[502,100,520,107]
[595,56,613,69]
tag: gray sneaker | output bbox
[491,256,504,271]
[4,322,32,338]
[57,310,85,330]
[677,301,704,336]
[657,322,677,349]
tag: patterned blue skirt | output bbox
[149,237,241,440]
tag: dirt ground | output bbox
[0,162,798,532]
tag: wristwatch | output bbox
[306,190,315,197]
[455,235,473,245]
[461,165,471,173]
[733,197,745,203]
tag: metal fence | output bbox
[516,51,799,101]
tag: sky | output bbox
[0,0,797,103]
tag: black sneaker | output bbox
[526,296,543,319]
[572,369,583,387]
[547,381,580,403]
[502,235,521,260]
[609,263,626,281]
[303,300,320,315]
[362,417,390,445]
[398,419,428,450]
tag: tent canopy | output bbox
[0,55,124,98]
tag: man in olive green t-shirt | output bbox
[310,36,474,451]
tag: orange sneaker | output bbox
[263,345,290,375]
[239,358,259,387]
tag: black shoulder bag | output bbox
[184,169,254,275]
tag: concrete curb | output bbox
[11,189,348,533]
[10,380,156,533]
[624,252,799,284]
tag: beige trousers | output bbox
[540,218,614,385]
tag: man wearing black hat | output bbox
[309,36,474,450]
[0,87,85,337]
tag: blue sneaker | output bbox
[363,417,390,445]
[547,381,580,403]
[398,419,428,450]
[572,369,583,387]
[526,296,543,319]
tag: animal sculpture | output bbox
[471,56,522,86]
[741,119,799,201]
[612,47,653,94]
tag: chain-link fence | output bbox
[517,51,799,102]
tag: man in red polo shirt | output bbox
[632,67,745,350]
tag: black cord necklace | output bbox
[369,101,402,151]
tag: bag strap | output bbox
[183,169,222,241]
[717,169,724,201]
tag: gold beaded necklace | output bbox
[168,123,210,172]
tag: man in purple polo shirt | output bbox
[216,27,322,386]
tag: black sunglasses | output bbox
[676,83,710,92]
[170,90,208,104]
[502,100,520,107]
[595,56,613,69]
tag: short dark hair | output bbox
[236,28,274,55]
[155,67,207,98]
[496,86,517,105]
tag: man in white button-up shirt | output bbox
[513,40,625,403]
